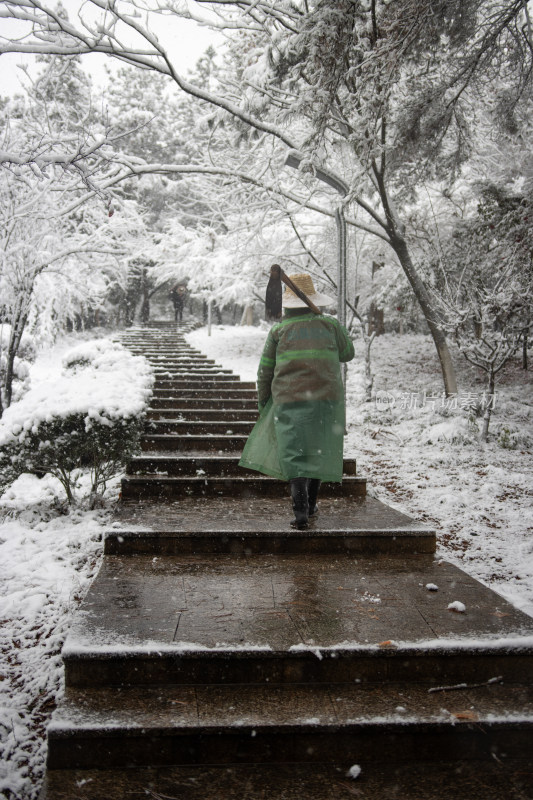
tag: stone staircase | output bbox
[41,322,533,799]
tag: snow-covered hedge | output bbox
[0,339,153,504]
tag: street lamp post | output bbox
[284,151,349,327]
[284,152,350,404]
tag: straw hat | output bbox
[282,273,335,309]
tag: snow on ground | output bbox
[1,323,531,799]
[0,498,109,799]
[187,322,269,383]
[188,324,533,617]
[0,331,149,800]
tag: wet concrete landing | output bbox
[63,554,533,656]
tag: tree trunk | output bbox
[240,305,254,326]
[390,234,458,396]
[365,331,376,402]
[140,293,150,323]
[523,332,528,370]
[481,369,495,442]
[368,303,385,336]
[4,309,29,411]
[140,268,150,323]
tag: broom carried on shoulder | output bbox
[265,264,321,320]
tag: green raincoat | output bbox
[239,310,355,482]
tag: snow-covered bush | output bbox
[495,424,533,451]
[422,418,479,446]
[0,339,153,505]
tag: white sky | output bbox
[0,1,222,97]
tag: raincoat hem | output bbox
[238,457,285,481]
[239,456,343,484]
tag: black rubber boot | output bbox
[290,478,309,529]
[308,479,321,517]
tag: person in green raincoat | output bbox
[239,273,354,529]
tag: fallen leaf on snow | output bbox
[453,710,479,721]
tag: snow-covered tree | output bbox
[438,181,533,439]
[0,164,129,413]
[1,0,530,395]
[0,58,135,414]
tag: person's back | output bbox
[240,273,354,528]
[262,310,351,406]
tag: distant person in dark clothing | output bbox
[170,283,187,322]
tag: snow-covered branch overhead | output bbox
[1,0,531,401]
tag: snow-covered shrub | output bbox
[497,426,517,450]
[0,339,153,504]
[422,417,478,446]
[495,424,532,450]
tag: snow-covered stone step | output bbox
[151,386,256,397]
[140,433,248,452]
[146,407,259,421]
[153,375,241,384]
[120,333,191,339]
[127,346,200,351]
[125,348,208,354]
[150,364,221,372]
[148,359,230,367]
[120,336,191,346]
[151,369,242,378]
[145,356,217,364]
[144,419,255,436]
[126,454,358,476]
[136,353,218,361]
[119,335,193,343]
[104,526,436,557]
[150,366,235,376]
[124,348,195,354]
[120,336,207,346]
[124,321,200,331]
[123,340,196,346]
[46,682,533,770]
[150,365,237,372]
[150,390,257,408]
[120,334,194,339]
[153,380,253,391]
[38,758,533,800]
[126,453,268,475]
[120,474,366,501]
[107,495,435,556]
[151,376,243,386]
[150,397,258,410]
